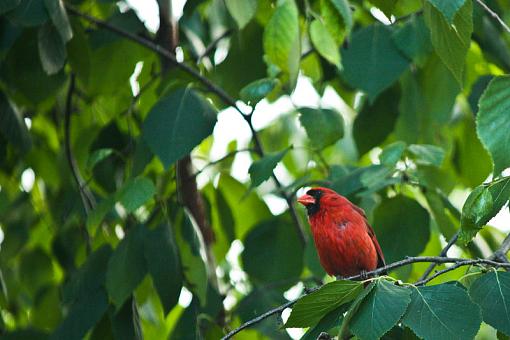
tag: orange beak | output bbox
[297,194,315,206]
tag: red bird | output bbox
[297,187,385,278]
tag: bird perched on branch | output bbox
[297,187,385,278]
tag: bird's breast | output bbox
[309,213,378,277]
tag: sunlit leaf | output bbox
[476,75,510,175]
[285,280,362,328]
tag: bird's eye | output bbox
[307,189,323,198]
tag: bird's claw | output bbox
[359,270,368,280]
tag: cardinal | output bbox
[297,187,385,278]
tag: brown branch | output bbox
[417,230,459,281]
[221,256,510,339]
[64,74,93,253]
[66,3,308,246]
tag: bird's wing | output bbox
[349,202,386,268]
[365,222,386,269]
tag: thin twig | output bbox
[489,232,510,264]
[197,29,233,63]
[66,4,308,245]
[418,231,460,281]
[414,261,472,286]
[221,256,510,339]
[475,0,510,34]
[64,74,93,253]
[190,148,254,179]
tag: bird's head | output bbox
[297,187,344,216]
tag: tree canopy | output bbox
[1,0,510,339]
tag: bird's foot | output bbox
[359,270,369,280]
[336,275,344,280]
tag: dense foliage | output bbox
[1,0,510,339]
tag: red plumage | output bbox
[297,187,385,278]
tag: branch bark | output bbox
[64,74,93,253]
[221,255,510,339]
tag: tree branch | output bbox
[197,29,233,63]
[417,230,459,281]
[66,4,308,245]
[190,148,255,179]
[221,256,510,339]
[489,231,510,264]
[64,74,93,253]
[475,0,510,34]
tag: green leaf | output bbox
[402,284,482,340]
[212,23,266,97]
[327,0,352,34]
[392,15,432,65]
[407,144,445,167]
[87,148,114,171]
[263,0,300,88]
[424,0,473,85]
[242,215,304,287]
[249,147,290,188]
[106,225,147,307]
[117,177,155,213]
[373,195,430,263]
[0,92,31,153]
[379,141,406,167]
[459,185,493,244]
[469,271,510,336]
[144,224,183,315]
[339,281,376,338]
[225,0,258,29]
[302,304,346,340]
[342,24,409,101]
[63,245,112,304]
[425,191,457,239]
[351,280,412,340]
[454,115,492,187]
[175,211,208,305]
[240,78,279,105]
[38,22,66,75]
[218,174,272,239]
[426,0,466,24]
[236,288,287,338]
[353,86,400,155]
[52,288,109,340]
[109,297,139,340]
[44,0,73,43]
[476,75,510,175]
[309,19,341,67]
[285,280,362,328]
[299,107,344,149]
[19,248,54,295]
[142,88,217,168]
[7,0,48,26]
[0,0,20,14]
[487,177,510,218]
